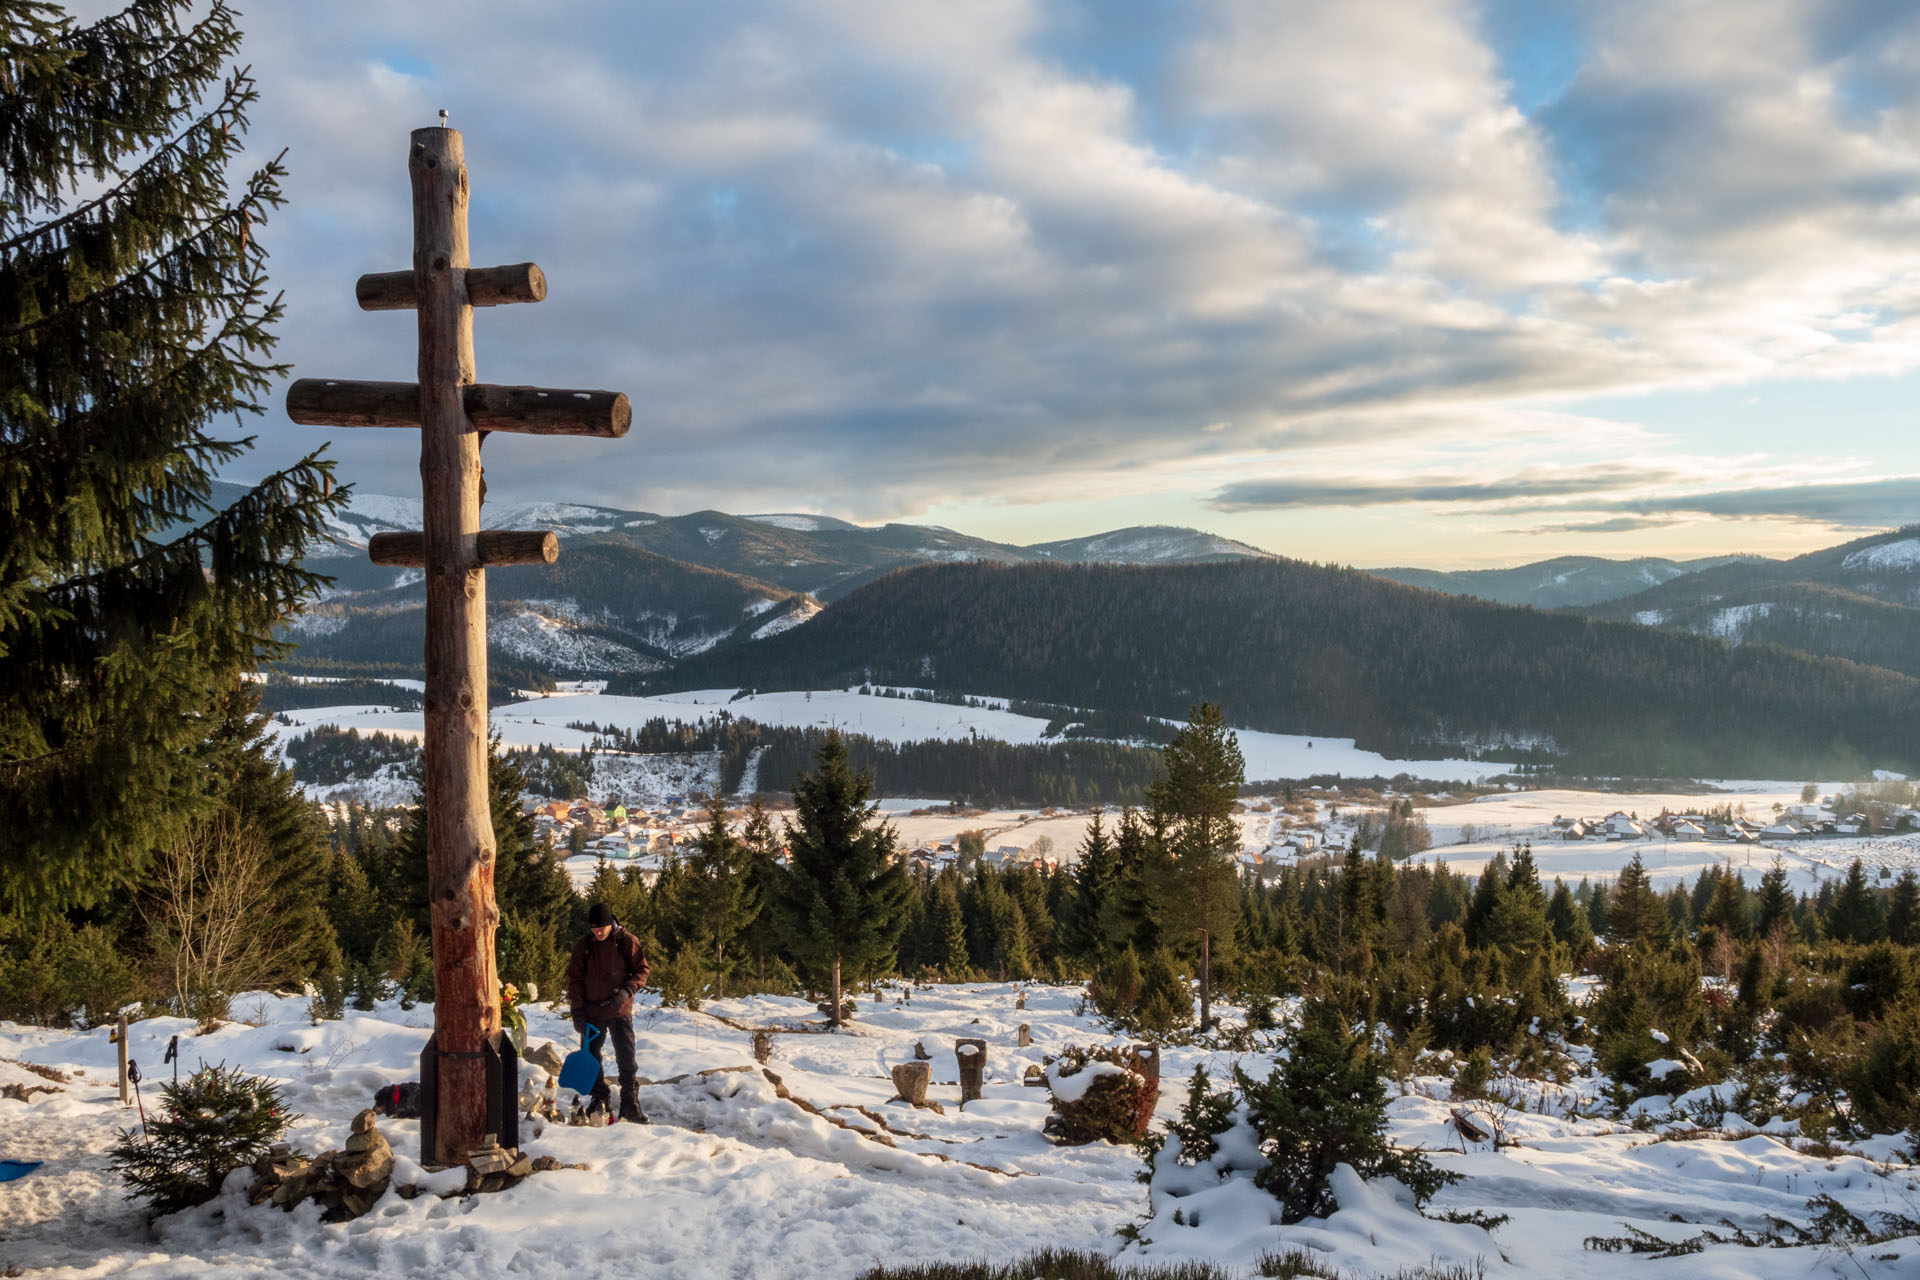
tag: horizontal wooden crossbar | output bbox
[287,379,630,437]
[368,530,559,568]
[356,262,547,310]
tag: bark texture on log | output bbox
[369,530,558,568]
[412,125,500,1167]
[286,378,630,437]
[357,261,546,310]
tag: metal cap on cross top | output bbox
[285,126,630,1167]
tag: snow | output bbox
[743,514,824,532]
[490,608,661,673]
[6,984,1916,1279]
[1403,787,1918,893]
[1043,1058,1127,1103]
[750,600,821,640]
[1843,537,1920,571]
[1708,602,1772,639]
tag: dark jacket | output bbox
[566,924,649,1023]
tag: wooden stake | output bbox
[412,125,500,1167]
[116,1011,130,1106]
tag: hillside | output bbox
[291,542,813,676]
[1586,526,1920,674]
[1368,553,1757,609]
[281,485,1289,675]
[619,559,1920,777]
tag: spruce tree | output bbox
[1703,866,1751,941]
[738,793,783,987]
[1100,805,1161,954]
[1824,859,1881,945]
[1236,999,1449,1222]
[1607,852,1666,950]
[930,873,970,978]
[1887,869,1918,947]
[1486,844,1551,958]
[1064,809,1117,963]
[1150,703,1244,1030]
[1546,879,1593,956]
[1754,857,1796,941]
[686,794,760,997]
[2,1,346,912]
[773,732,910,1028]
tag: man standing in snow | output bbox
[566,903,651,1123]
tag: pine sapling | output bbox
[109,1063,296,1217]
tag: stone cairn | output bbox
[249,1110,585,1220]
[250,1109,394,1221]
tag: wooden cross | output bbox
[287,125,628,1166]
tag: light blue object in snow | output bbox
[558,1024,602,1095]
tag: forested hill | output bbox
[616,560,1920,778]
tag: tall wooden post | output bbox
[413,127,496,1167]
[288,123,629,1165]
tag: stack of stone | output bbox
[249,1109,394,1221]
[465,1132,534,1194]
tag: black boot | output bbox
[619,1080,648,1124]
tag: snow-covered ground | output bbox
[3,985,1913,1278]
[1398,788,1918,892]
[264,687,1514,784]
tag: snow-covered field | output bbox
[1401,788,1920,893]
[265,686,1514,784]
[3,985,1913,1278]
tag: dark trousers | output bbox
[586,1014,637,1105]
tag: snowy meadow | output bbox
[4,983,1915,1279]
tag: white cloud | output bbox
[191,0,1920,545]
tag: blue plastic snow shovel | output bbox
[0,1160,41,1183]
[558,1023,602,1095]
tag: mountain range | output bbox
[252,480,1920,774]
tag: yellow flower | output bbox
[501,982,520,1004]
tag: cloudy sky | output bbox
[205,0,1920,567]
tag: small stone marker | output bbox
[956,1038,988,1103]
[1128,1043,1161,1086]
[752,1030,774,1063]
[1015,989,1026,1010]
[913,1039,931,1061]
[890,1060,931,1107]
[1023,1064,1046,1088]
[467,1133,514,1176]
[1017,1023,1031,1048]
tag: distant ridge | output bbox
[619,557,1920,778]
